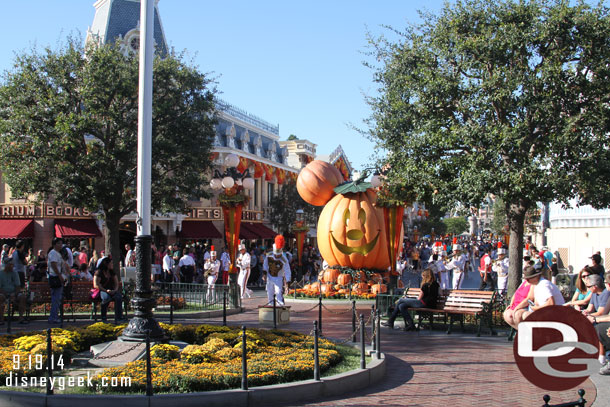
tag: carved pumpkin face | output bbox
[318,189,394,270]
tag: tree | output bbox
[269,182,321,236]
[0,37,217,271]
[287,134,298,140]
[442,217,468,236]
[367,0,610,294]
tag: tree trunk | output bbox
[104,211,122,275]
[507,200,528,298]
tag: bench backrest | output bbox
[443,290,494,313]
[28,281,123,302]
[404,288,493,312]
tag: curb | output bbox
[0,354,386,407]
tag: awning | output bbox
[55,219,102,239]
[241,222,277,239]
[0,219,34,239]
[239,223,259,240]
[180,221,222,239]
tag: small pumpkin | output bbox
[296,160,344,206]
[310,282,320,292]
[352,282,368,292]
[371,284,387,295]
[333,284,342,291]
[321,283,334,294]
[337,273,352,286]
[370,273,383,283]
[323,268,340,283]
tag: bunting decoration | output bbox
[253,160,264,178]
[236,156,250,173]
[383,206,405,276]
[333,157,350,181]
[276,168,286,184]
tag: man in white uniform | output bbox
[492,248,509,295]
[262,235,291,306]
[445,244,466,289]
[434,249,449,290]
[204,247,220,299]
[237,244,253,299]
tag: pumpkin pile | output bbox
[295,160,403,298]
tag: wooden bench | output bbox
[385,288,496,336]
[27,281,127,322]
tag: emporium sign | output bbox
[0,204,93,219]
[188,206,263,222]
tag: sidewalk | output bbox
[3,291,602,407]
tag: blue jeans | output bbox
[49,286,63,322]
[389,298,425,327]
[100,291,123,321]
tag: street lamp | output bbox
[293,209,308,284]
[209,153,255,192]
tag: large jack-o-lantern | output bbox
[297,160,403,270]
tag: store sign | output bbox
[188,206,263,222]
[0,204,92,219]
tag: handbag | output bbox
[48,275,62,289]
[90,288,100,300]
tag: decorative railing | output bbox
[216,98,279,136]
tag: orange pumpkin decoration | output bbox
[317,189,403,270]
[370,273,383,283]
[333,284,342,291]
[352,282,368,292]
[371,284,387,295]
[317,270,325,283]
[310,282,320,292]
[321,283,334,294]
[303,284,311,291]
[337,273,352,286]
[296,160,344,206]
[338,288,349,295]
[351,270,367,283]
[323,268,340,283]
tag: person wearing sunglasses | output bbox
[582,274,610,319]
[564,266,594,310]
[583,273,610,373]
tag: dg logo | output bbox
[513,305,599,391]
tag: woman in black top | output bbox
[382,268,439,331]
[93,257,125,323]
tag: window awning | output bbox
[241,222,277,239]
[55,219,102,239]
[0,219,34,239]
[180,221,222,239]
[239,223,260,240]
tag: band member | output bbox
[445,244,466,289]
[204,246,221,299]
[493,248,509,295]
[434,249,449,290]
[478,246,495,291]
[262,235,291,306]
[236,244,253,299]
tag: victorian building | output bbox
[0,0,353,256]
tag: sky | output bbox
[0,0,448,172]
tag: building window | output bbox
[254,179,259,207]
[267,183,274,205]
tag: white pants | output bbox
[452,271,464,289]
[238,269,252,298]
[266,276,285,306]
[497,276,508,295]
[207,274,217,298]
[440,272,450,290]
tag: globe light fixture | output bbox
[225,153,240,168]
[210,178,222,190]
[370,174,382,188]
[221,176,235,189]
[242,177,255,190]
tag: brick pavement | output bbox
[4,290,601,406]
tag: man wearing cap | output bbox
[478,246,494,291]
[237,244,253,299]
[589,253,605,278]
[204,247,221,299]
[586,273,610,375]
[0,258,28,325]
[521,264,565,320]
[262,235,291,306]
[492,248,509,295]
[445,244,466,289]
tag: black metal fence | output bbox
[152,282,241,312]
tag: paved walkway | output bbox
[3,290,604,407]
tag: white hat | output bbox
[238,244,246,251]
[454,244,463,251]
[498,248,506,255]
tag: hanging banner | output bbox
[222,204,243,274]
[383,206,405,276]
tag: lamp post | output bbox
[293,209,308,283]
[210,153,254,298]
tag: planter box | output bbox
[258,305,291,325]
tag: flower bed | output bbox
[91,323,342,393]
[0,322,346,394]
[289,289,377,300]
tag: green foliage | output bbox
[491,198,508,235]
[0,36,216,261]
[287,134,298,140]
[268,181,321,235]
[442,217,468,235]
[367,0,610,293]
